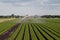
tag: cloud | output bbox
[0,0,60,16]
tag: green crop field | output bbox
[0,18,60,40]
[0,18,19,35]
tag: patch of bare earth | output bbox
[0,18,16,23]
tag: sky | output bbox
[0,0,60,16]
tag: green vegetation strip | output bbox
[28,24,32,40]
[29,23,37,40]
[9,23,23,40]
[31,24,39,40]
[31,24,45,40]
[24,23,29,40]
[16,24,25,40]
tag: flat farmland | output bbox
[0,18,19,35]
[0,17,60,40]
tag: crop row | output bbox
[9,23,60,40]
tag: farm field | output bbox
[0,18,19,35]
[0,17,60,40]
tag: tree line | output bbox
[41,15,60,18]
[0,14,23,18]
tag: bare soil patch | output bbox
[0,18,16,22]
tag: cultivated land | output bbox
[0,17,60,40]
[0,18,19,35]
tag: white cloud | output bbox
[0,0,60,16]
